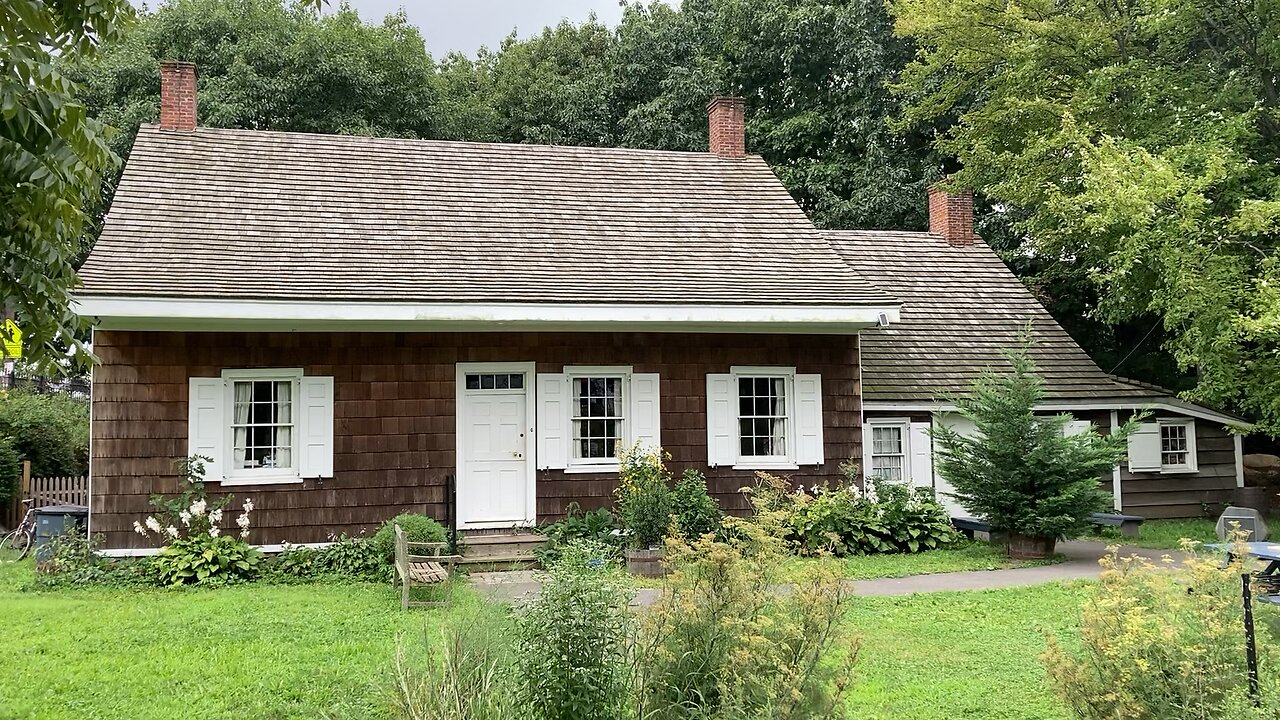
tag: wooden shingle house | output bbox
[76,62,1249,551]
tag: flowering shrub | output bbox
[134,455,262,586]
[636,507,857,719]
[745,470,960,556]
[615,444,673,549]
[1044,543,1280,719]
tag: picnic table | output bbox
[1207,542,1280,599]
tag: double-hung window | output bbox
[706,367,824,469]
[571,373,626,466]
[1159,420,1196,472]
[738,375,788,460]
[188,368,334,486]
[1125,418,1198,474]
[869,424,906,482]
[535,366,662,473]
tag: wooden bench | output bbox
[951,517,1003,543]
[393,524,459,610]
[1088,512,1145,539]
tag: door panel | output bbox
[458,371,532,527]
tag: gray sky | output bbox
[339,1,632,57]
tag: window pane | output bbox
[509,374,524,389]
[230,378,294,471]
[466,374,480,390]
[572,376,625,460]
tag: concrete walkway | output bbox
[468,541,1186,605]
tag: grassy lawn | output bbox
[834,541,1058,580]
[0,560,1082,720]
[1093,517,1225,549]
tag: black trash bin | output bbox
[34,504,89,563]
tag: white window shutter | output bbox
[861,421,873,478]
[1064,419,1092,436]
[299,376,335,479]
[1127,423,1162,472]
[794,374,824,465]
[908,422,932,488]
[188,377,225,482]
[537,373,568,470]
[706,374,735,467]
[630,373,662,451]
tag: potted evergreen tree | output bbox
[931,337,1141,559]
[615,444,673,577]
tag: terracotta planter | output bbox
[625,547,666,578]
[1007,533,1056,560]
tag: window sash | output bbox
[869,424,906,482]
[569,375,626,463]
[227,377,298,477]
[736,375,789,459]
[1160,423,1191,469]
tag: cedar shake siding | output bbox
[91,330,861,549]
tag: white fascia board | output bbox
[74,296,901,335]
[863,399,1251,429]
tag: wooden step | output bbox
[458,532,545,563]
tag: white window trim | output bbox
[220,368,304,486]
[563,366,633,474]
[730,366,798,471]
[1158,418,1198,474]
[866,416,911,483]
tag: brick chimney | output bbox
[707,96,745,158]
[160,61,198,131]
[927,181,977,247]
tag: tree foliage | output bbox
[891,0,1280,430]
[1,0,134,365]
[931,339,1139,540]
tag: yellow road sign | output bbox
[2,319,20,358]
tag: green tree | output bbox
[891,0,1280,430]
[1,0,133,364]
[931,339,1139,543]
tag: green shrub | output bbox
[932,337,1139,540]
[0,389,89,477]
[264,535,388,582]
[670,468,722,539]
[152,534,263,586]
[636,510,857,719]
[29,529,154,589]
[535,502,623,565]
[615,444,673,549]
[372,513,447,562]
[746,472,960,557]
[0,434,19,505]
[1044,546,1280,719]
[392,610,518,720]
[516,539,633,720]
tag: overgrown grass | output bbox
[774,541,1059,584]
[0,560,1084,719]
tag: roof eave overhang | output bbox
[862,399,1253,430]
[74,296,902,335]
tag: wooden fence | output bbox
[2,461,88,530]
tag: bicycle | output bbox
[0,500,36,562]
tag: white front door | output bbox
[456,363,536,528]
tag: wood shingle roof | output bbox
[825,229,1168,404]
[78,125,896,309]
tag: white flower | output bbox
[236,513,251,529]
[166,525,179,539]
[145,516,162,533]
[133,520,146,536]
[208,526,221,538]
[178,511,191,526]
[209,508,223,524]
[242,499,254,513]
[240,529,250,539]
[189,499,207,517]
[811,484,820,495]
